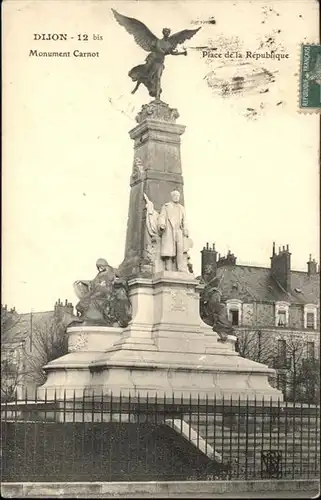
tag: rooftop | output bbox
[1,300,74,345]
[215,264,320,305]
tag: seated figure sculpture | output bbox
[73,258,132,327]
[200,277,234,342]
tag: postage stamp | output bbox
[299,44,321,111]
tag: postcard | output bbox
[1,0,320,493]
[2,0,320,315]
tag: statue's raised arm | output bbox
[112,9,202,99]
[144,193,158,237]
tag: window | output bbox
[307,341,315,359]
[306,313,315,329]
[226,299,242,326]
[278,339,287,358]
[304,304,317,330]
[274,339,291,369]
[230,310,239,326]
[277,372,287,394]
[275,302,290,328]
[277,311,287,327]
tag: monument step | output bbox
[231,461,320,468]
[232,463,320,473]
[196,428,320,439]
[217,452,320,466]
[207,427,320,433]
[205,434,320,441]
[208,440,319,451]
[185,418,320,430]
[209,442,319,450]
[227,459,320,470]
[225,451,320,460]
[186,414,320,424]
[220,450,319,460]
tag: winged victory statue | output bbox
[112,9,201,100]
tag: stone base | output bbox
[38,272,282,402]
[68,325,122,352]
[39,348,280,401]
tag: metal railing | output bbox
[1,391,320,482]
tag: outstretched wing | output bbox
[168,27,201,48]
[112,9,158,52]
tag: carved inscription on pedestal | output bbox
[69,332,88,352]
[170,290,187,311]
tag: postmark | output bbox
[299,44,321,111]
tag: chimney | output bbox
[54,298,74,318]
[270,242,291,291]
[307,255,318,276]
[201,242,217,282]
[217,251,237,268]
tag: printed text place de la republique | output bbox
[29,49,99,58]
[202,50,289,61]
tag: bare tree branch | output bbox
[236,328,320,404]
[1,304,71,399]
[25,316,69,386]
[1,305,29,401]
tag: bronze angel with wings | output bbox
[112,9,201,99]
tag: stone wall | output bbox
[238,302,319,331]
[1,479,319,498]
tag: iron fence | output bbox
[1,391,320,482]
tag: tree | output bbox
[1,305,22,343]
[236,329,277,365]
[235,329,279,390]
[1,303,73,397]
[236,329,320,404]
[298,357,320,404]
[26,315,69,386]
[284,335,320,404]
[1,305,28,401]
[303,357,320,404]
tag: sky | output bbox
[2,0,320,313]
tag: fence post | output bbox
[237,396,241,478]
[244,396,249,480]
[253,396,257,478]
[228,396,233,476]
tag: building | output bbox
[200,242,320,402]
[1,299,74,400]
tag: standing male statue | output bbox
[158,190,192,272]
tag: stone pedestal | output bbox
[68,326,122,352]
[37,326,123,399]
[39,272,282,402]
[119,101,186,278]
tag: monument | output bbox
[38,10,282,402]
[72,258,132,328]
